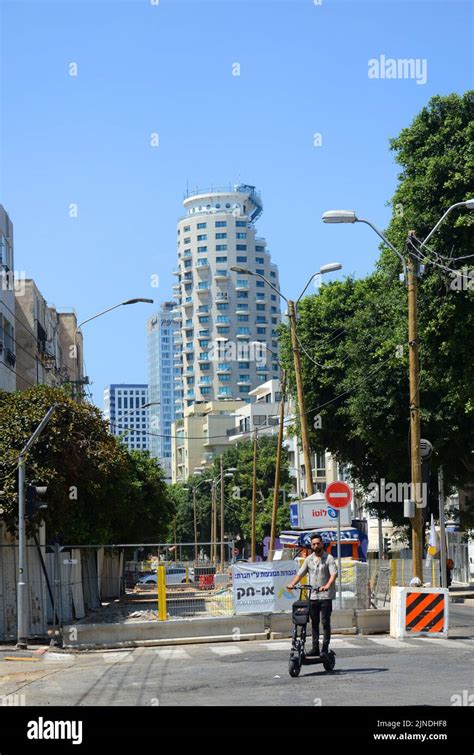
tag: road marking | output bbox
[155,648,191,660]
[210,645,242,656]
[326,639,361,648]
[44,653,76,663]
[259,642,292,650]
[102,652,135,663]
[408,637,473,650]
[365,637,417,649]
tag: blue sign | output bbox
[290,503,299,528]
[328,507,338,519]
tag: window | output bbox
[239,386,250,394]
[216,302,228,311]
[255,245,265,251]
[219,374,231,382]
[201,362,210,371]
[197,282,209,290]
[198,246,207,253]
[239,374,250,381]
[236,245,247,251]
[215,221,227,227]
[184,226,191,232]
[197,222,207,229]
[198,305,209,313]
[184,283,192,291]
[237,327,250,335]
[216,244,227,251]
[270,271,276,278]
[256,280,265,288]
[217,326,229,334]
[236,302,248,310]
[256,293,265,300]
[201,387,211,395]
[237,315,249,322]
[184,237,191,244]
[257,327,266,334]
[217,363,230,371]
[236,220,246,227]
[236,233,247,239]
[215,233,227,239]
[197,234,207,241]
[217,315,230,323]
[236,256,247,263]
[218,387,232,396]
[238,362,250,369]
[271,295,277,301]
[237,291,248,298]
[184,259,192,268]
[236,279,248,288]
[256,304,265,311]
[216,256,227,263]
[256,268,265,275]
[196,258,208,266]
[256,316,267,323]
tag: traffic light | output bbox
[25,486,48,519]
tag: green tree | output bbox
[0,385,174,543]
[280,91,474,527]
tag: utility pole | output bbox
[270,371,286,556]
[192,487,198,564]
[17,405,57,648]
[287,299,314,497]
[407,232,423,579]
[210,483,216,565]
[251,427,258,561]
[220,455,225,572]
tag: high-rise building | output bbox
[172,184,281,419]
[103,384,149,453]
[147,302,178,482]
[0,206,16,392]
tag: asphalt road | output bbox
[0,604,472,707]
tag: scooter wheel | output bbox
[289,658,301,677]
[323,651,336,672]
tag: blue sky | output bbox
[1,0,472,406]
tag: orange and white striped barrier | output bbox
[390,586,449,638]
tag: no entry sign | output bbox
[325,481,352,509]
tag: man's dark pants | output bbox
[309,599,332,652]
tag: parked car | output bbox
[136,566,194,587]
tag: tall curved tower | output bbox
[172,184,281,418]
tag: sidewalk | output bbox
[449,583,474,601]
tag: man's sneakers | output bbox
[309,643,320,657]
[320,645,330,659]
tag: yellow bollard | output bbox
[157,564,167,621]
[390,559,397,587]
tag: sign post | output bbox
[325,481,353,611]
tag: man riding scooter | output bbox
[287,533,338,658]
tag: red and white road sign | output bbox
[325,481,352,509]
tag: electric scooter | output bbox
[288,585,336,677]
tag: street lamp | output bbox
[322,200,474,578]
[231,264,342,497]
[72,298,154,400]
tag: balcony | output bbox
[216,366,231,374]
[172,269,180,277]
[195,261,210,269]
[235,282,249,291]
[214,270,229,280]
[173,352,182,360]
[237,379,251,386]
[172,283,181,292]
[236,333,250,339]
[215,292,228,301]
[235,307,248,314]
[183,298,193,307]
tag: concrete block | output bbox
[63,614,267,649]
[355,609,390,634]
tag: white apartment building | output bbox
[172,184,281,420]
[0,206,16,392]
[104,384,149,453]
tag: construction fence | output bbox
[0,537,444,641]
